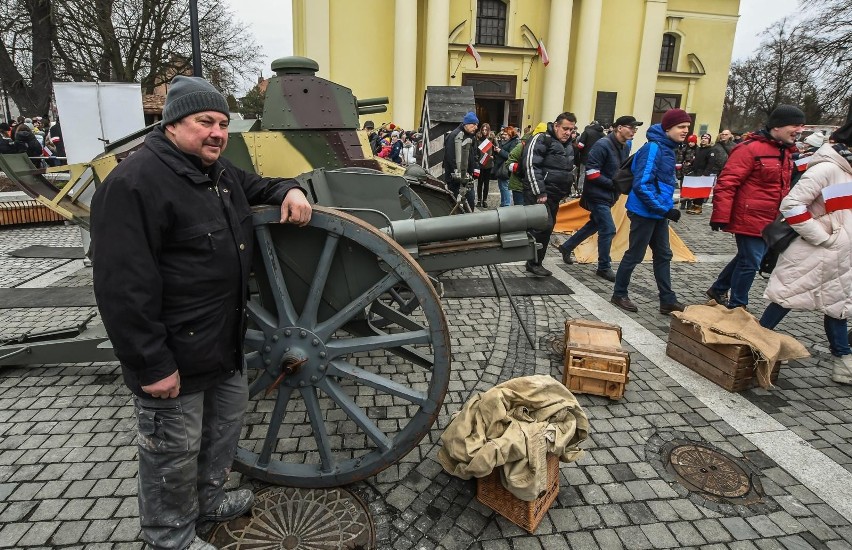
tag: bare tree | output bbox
[51,0,261,94]
[797,0,852,121]
[0,0,55,116]
[0,0,261,117]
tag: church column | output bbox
[632,0,668,134]
[425,0,450,86]
[394,0,418,128]
[304,0,331,78]
[540,0,574,119]
[569,0,603,124]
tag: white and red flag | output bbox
[823,181,852,213]
[585,168,601,180]
[466,42,481,67]
[537,39,550,66]
[794,156,810,172]
[783,204,812,225]
[680,175,716,199]
[478,139,493,167]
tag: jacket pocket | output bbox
[167,304,231,376]
[756,157,782,185]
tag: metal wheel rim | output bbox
[235,206,450,487]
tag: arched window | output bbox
[659,33,677,72]
[477,0,507,46]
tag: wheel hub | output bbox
[261,327,330,388]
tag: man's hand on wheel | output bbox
[281,189,313,226]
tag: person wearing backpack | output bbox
[558,115,641,281]
[610,109,691,314]
[521,112,577,277]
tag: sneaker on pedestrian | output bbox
[595,268,616,282]
[199,489,255,523]
[832,355,852,385]
[560,246,574,264]
[185,536,217,550]
[659,301,686,314]
[525,262,552,277]
[687,205,702,215]
[705,287,728,306]
[611,296,638,312]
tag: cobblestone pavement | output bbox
[0,209,851,550]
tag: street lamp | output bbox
[189,0,202,77]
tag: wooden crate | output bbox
[563,319,630,400]
[476,453,559,533]
[666,317,780,391]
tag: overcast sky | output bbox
[230,0,801,94]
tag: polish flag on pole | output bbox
[794,156,810,172]
[466,42,481,67]
[478,139,493,167]
[537,39,550,66]
[822,181,852,213]
[680,175,716,199]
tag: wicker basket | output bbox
[476,453,560,533]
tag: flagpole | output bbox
[524,56,538,82]
[450,54,464,79]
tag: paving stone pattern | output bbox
[0,209,851,549]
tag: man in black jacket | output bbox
[91,76,312,550]
[522,111,577,276]
[558,115,640,281]
[0,122,25,154]
[442,111,479,210]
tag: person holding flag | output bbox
[474,122,496,207]
[758,120,852,385]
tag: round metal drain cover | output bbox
[668,444,751,498]
[208,487,374,549]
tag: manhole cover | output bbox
[667,444,751,498]
[645,431,779,516]
[208,486,374,549]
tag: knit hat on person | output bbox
[803,131,825,148]
[0,122,10,133]
[687,134,698,144]
[161,75,230,126]
[462,111,479,125]
[765,104,805,129]
[661,109,691,131]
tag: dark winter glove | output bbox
[665,209,681,222]
[710,222,726,231]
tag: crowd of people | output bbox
[438,104,852,386]
[0,115,65,166]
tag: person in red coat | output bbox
[706,105,805,309]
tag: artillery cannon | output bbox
[0,57,548,487]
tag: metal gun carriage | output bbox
[0,56,548,487]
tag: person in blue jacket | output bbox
[558,115,642,281]
[610,109,691,314]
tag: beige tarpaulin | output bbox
[672,304,809,388]
[553,195,696,263]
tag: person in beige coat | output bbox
[759,120,852,384]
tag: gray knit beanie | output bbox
[161,76,230,126]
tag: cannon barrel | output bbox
[389,205,548,246]
[357,105,388,115]
[356,96,389,107]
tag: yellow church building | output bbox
[292,0,740,141]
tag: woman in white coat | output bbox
[759,121,852,384]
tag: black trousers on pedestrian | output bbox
[524,191,561,265]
